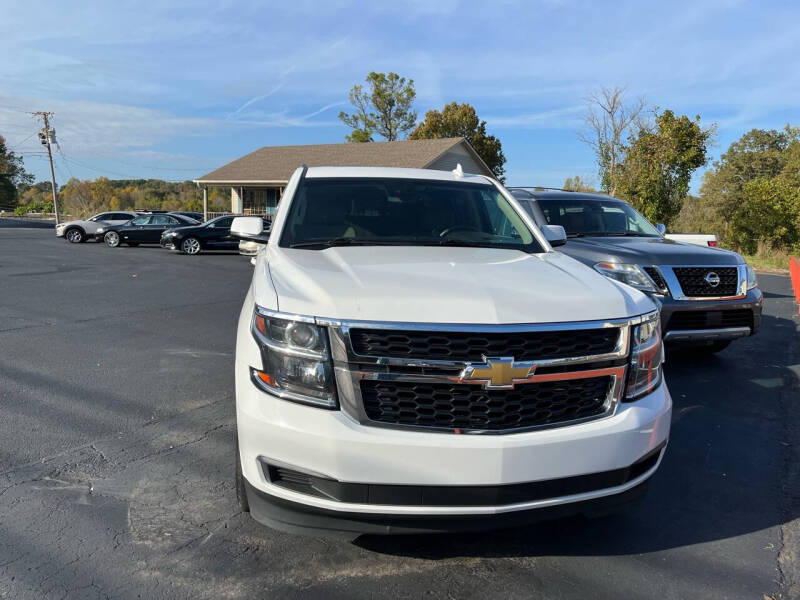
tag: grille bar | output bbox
[349,327,620,362]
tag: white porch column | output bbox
[202,187,208,222]
[231,186,243,213]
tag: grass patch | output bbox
[742,253,792,273]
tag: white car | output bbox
[231,166,671,538]
[55,211,137,243]
[664,233,719,248]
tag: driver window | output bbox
[131,216,150,225]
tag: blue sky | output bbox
[1,0,798,190]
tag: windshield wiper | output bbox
[289,238,393,249]
[422,239,499,248]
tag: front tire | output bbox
[104,231,120,248]
[65,228,84,243]
[181,237,201,255]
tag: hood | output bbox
[560,236,743,267]
[259,246,654,324]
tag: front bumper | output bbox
[237,362,672,534]
[160,238,178,250]
[655,288,763,343]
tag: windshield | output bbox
[279,178,542,252]
[535,198,661,237]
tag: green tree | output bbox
[563,175,595,192]
[613,110,714,226]
[699,126,800,253]
[700,125,800,252]
[409,102,506,180]
[0,134,34,210]
[339,72,416,142]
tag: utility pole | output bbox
[34,112,60,226]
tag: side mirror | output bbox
[656,223,666,235]
[231,216,269,243]
[542,224,567,248]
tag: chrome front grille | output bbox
[324,316,645,434]
[643,265,746,300]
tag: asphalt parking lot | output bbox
[1,226,799,600]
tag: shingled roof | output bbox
[194,137,487,184]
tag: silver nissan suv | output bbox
[510,188,762,353]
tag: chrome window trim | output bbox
[659,264,746,301]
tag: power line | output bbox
[58,154,191,182]
[10,132,38,149]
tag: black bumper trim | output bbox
[244,476,655,538]
[258,443,665,507]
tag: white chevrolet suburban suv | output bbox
[231,165,671,538]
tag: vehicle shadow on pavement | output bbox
[355,311,799,560]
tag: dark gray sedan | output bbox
[510,188,763,353]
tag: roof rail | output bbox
[508,186,574,192]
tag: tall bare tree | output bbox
[578,86,645,195]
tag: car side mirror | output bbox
[656,223,666,235]
[231,216,269,243]
[542,224,567,247]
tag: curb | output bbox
[791,257,800,313]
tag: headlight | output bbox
[626,313,663,400]
[746,265,757,290]
[96,227,105,233]
[594,262,657,293]
[250,309,337,408]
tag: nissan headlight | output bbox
[594,262,657,293]
[626,313,663,400]
[96,227,105,233]
[250,309,337,409]
[745,265,757,290]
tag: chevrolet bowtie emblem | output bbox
[459,356,537,390]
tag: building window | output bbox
[244,188,280,216]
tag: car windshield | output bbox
[279,178,543,252]
[535,198,661,238]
